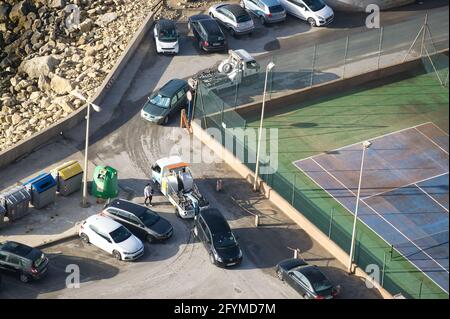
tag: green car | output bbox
[140,79,189,125]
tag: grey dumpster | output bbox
[0,204,5,227]
[0,186,31,221]
[51,160,83,196]
[23,173,57,209]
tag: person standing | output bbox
[144,183,153,207]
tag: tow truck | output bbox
[151,156,209,218]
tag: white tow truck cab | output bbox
[279,0,334,27]
[151,156,209,218]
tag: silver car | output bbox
[208,3,255,36]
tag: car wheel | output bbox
[80,233,90,244]
[175,208,182,218]
[308,18,316,27]
[113,250,122,261]
[198,40,204,51]
[209,12,214,18]
[240,1,245,9]
[276,269,283,281]
[146,234,155,243]
[209,252,216,265]
[259,16,266,25]
[193,226,199,238]
[19,273,30,283]
[163,115,169,125]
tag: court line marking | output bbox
[311,156,449,274]
[362,172,449,201]
[430,122,450,137]
[405,229,449,246]
[295,161,449,293]
[414,127,449,156]
[292,122,436,166]
[415,183,449,213]
[360,198,449,274]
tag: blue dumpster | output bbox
[23,173,57,209]
[0,186,31,221]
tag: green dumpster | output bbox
[91,166,119,199]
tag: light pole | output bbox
[70,90,102,208]
[253,61,275,192]
[348,140,372,273]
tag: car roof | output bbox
[155,155,184,168]
[157,19,176,29]
[297,265,329,284]
[222,4,248,17]
[87,215,121,233]
[232,49,255,62]
[260,0,281,6]
[189,14,213,22]
[200,208,231,233]
[106,199,147,216]
[199,19,223,35]
[0,241,34,258]
[158,79,187,97]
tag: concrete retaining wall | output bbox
[325,0,415,12]
[0,0,163,169]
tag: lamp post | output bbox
[70,90,102,208]
[348,140,372,273]
[253,61,275,192]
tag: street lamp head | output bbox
[266,62,275,71]
[363,141,372,149]
[90,103,102,113]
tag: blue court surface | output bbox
[294,122,449,293]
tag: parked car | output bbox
[188,14,228,52]
[276,258,340,299]
[0,241,49,283]
[193,208,242,267]
[79,215,144,261]
[153,19,180,54]
[100,199,173,243]
[140,78,189,125]
[240,0,286,25]
[279,0,333,27]
[208,3,255,36]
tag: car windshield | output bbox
[236,14,251,23]
[110,226,132,243]
[269,5,284,13]
[138,210,160,227]
[159,26,177,42]
[303,0,326,12]
[213,231,236,248]
[149,94,170,108]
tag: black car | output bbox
[0,241,49,283]
[140,78,189,125]
[276,258,340,299]
[188,14,228,52]
[101,199,173,243]
[193,208,242,267]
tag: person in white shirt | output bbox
[144,183,153,206]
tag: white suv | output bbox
[79,215,144,261]
[279,0,334,27]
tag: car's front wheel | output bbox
[209,252,216,265]
[112,250,122,261]
[146,235,156,243]
[276,269,283,281]
[259,16,266,25]
[308,18,317,27]
[80,233,90,244]
[19,273,30,283]
[163,115,169,125]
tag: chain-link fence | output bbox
[194,11,449,299]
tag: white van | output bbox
[279,0,334,27]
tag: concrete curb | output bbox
[35,233,79,250]
[0,0,164,169]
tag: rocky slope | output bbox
[0,0,180,151]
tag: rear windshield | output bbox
[202,20,222,36]
[110,226,132,243]
[33,253,46,268]
[159,26,177,42]
[269,5,285,13]
[236,14,251,23]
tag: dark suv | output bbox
[193,208,242,267]
[101,199,173,243]
[0,241,49,283]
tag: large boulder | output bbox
[50,75,73,95]
[95,12,118,27]
[18,55,60,79]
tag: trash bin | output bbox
[23,173,57,209]
[0,186,31,221]
[51,160,83,196]
[0,204,6,227]
[91,165,119,199]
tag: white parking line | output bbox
[414,127,449,156]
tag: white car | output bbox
[208,3,255,36]
[153,19,179,54]
[279,0,334,27]
[79,215,144,261]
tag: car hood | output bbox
[158,40,178,47]
[149,217,172,235]
[142,101,168,117]
[117,235,143,253]
[216,244,241,260]
[315,5,333,18]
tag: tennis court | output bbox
[294,122,449,293]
